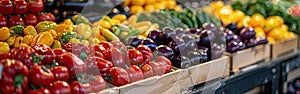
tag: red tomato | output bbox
[0,0,13,15]
[9,16,24,27]
[0,15,7,28]
[28,1,44,14]
[26,88,51,94]
[126,65,144,82]
[109,67,130,86]
[24,13,37,26]
[70,81,93,94]
[156,56,172,73]
[29,65,54,86]
[47,13,56,22]
[51,66,70,81]
[56,52,87,77]
[147,61,166,76]
[86,56,113,77]
[89,76,106,92]
[127,49,144,65]
[9,47,40,69]
[141,64,153,79]
[49,81,71,94]
[14,0,28,14]
[38,13,50,22]
[32,43,55,65]
[108,47,126,68]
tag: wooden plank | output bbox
[118,69,183,94]
[180,56,229,88]
[227,44,270,73]
[271,37,298,59]
[97,87,119,94]
[287,68,300,82]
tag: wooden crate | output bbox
[271,37,298,59]
[180,56,229,89]
[97,87,119,94]
[226,44,270,73]
[283,67,300,93]
[118,69,183,94]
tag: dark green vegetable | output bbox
[10,25,24,35]
[60,32,77,43]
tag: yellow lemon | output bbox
[254,27,266,37]
[264,16,283,33]
[267,27,284,41]
[217,5,233,18]
[280,24,289,32]
[237,16,251,28]
[249,13,265,27]
[131,0,146,6]
[145,0,156,5]
[154,1,166,10]
[166,0,177,9]
[210,1,224,11]
[144,4,155,12]
[130,5,144,15]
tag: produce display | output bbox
[0,0,299,93]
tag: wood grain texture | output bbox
[271,37,298,59]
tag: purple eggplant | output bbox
[172,55,191,69]
[187,51,203,65]
[159,27,176,45]
[244,38,256,48]
[154,45,174,60]
[255,36,268,45]
[209,45,223,60]
[198,30,215,48]
[188,28,202,35]
[147,29,161,43]
[199,48,209,62]
[202,23,217,32]
[225,23,239,34]
[181,34,198,52]
[224,29,235,42]
[125,36,143,47]
[238,41,246,50]
[227,40,239,53]
[140,38,157,51]
[175,28,185,37]
[233,35,243,42]
[240,27,256,39]
[168,37,186,56]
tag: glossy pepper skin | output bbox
[9,47,41,69]
[32,43,56,65]
[0,59,29,94]
[61,32,77,43]
[56,52,87,77]
[29,65,54,86]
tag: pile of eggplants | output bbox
[125,23,225,69]
[224,23,269,53]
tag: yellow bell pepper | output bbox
[0,27,11,41]
[14,36,24,48]
[88,38,100,44]
[18,43,30,48]
[0,42,10,54]
[46,29,58,39]
[112,14,127,22]
[249,13,265,27]
[99,19,112,29]
[54,24,73,37]
[6,35,16,46]
[69,38,81,44]
[264,16,284,33]
[23,35,34,45]
[110,19,121,25]
[31,32,54,47]
[62,19,74,26]
[82,40,89,46]
[24,26,38,36]
[76,23,92,39]
[51,40,62,49]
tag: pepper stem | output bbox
[14,75,24,88]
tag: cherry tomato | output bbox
[49,81,71,94]
[24,14,38,26]
[0,15,7,28]
[127,49,144,65]
[86,56,113,76]
[38,13,50,22]
[56,52,86,77]
[47,13,56,22]
[126,65,144,82]
[14,0,28,14]
[32,43,55,65]
[156,56,172,73]
[9,47,40,69]
[141,64,153,79]
[26,88,51,94]
[0,0,13,15]
[28,1,44,14]
[9,16,24,27]
[29,65,54,86]
[147,61,166,76]
[89,76,106,92]
[109,67,130,86]
[70,81,93,94]
[51,66,70,81]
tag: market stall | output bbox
[0,0,299,94]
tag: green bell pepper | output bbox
[10,25,24,35]
[36,21,57,33]
[60,32,77,43]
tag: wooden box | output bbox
[97,87,119,94]
[226,44,270,73]
[118,69,183,94]
[180,56,230,90]
[271,37,298,59]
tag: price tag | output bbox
[0,63,3,79]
